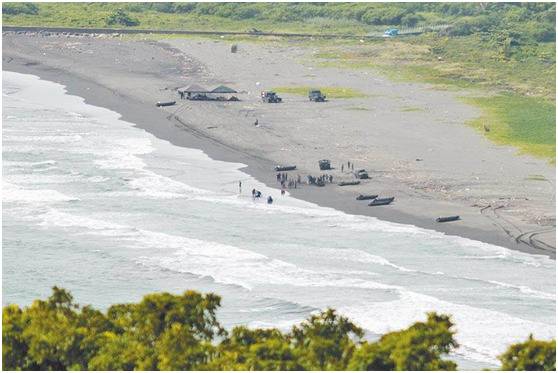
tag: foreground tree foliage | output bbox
[499,335,556,371]
[2,287,555,371]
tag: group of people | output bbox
[238,181,273,204]
[341,161,355,173]
[276,172,302,195]
[252,188,273,204]
[307,174,334,185]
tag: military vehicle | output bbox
[355,169,369,179]
[309,89,326,102]
[261,91,282,103]
[318,159,331,170]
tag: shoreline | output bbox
[3,34,554,258]
[3,62,549,258]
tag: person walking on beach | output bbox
[239,181,242,194]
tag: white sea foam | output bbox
[3,182,79,203]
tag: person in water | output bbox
[267,196,273,204]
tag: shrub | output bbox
[2,2,38,15]
[105,9,139,27]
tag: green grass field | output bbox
[464,94,556,161]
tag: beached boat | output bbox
[356,194,378,200]
[156,101,176,107]
[436,215,460,223]
[368,197,394,206]
[275,165,296,172]
[338,181,360,186]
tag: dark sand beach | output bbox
[3,32,555,257]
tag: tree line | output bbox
[3,287,555,370]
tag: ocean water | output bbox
[2,71,555,369]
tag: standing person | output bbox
[254,119,259,127]
[351,164,354,171]
[341,164,344,172]
[281,189,285,196]
[347,161,350,168]
[276,173,281,182]
[252,188,256,199]
[297,174,301,183]
[239,181,242,194]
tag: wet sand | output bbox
[3,32,555,257]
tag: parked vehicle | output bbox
[261,91,282,103]
[355,169,369,179]
[309,89,326,102]
[383,28,399,37]
[318,159,331,170]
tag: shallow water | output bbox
[2,71,555,369]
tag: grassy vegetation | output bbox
[310,35,555,162]
[346,106,370,111]
[272,86,366,99]
[464,94,556,161]
[401,106,424,112]
[1,3,379,35]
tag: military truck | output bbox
[309,89,326,102]
[261,91,282,103]
[318,159,331,170]
[355,169,369,179]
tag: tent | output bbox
[177,84,209,93]
[211,85,238,94]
